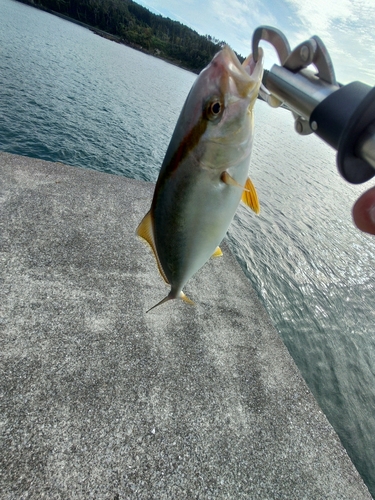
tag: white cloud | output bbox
[136,0,375,83]
[285,0,352,35]
[282,0,375,83]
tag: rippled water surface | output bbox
[1,0,374,495]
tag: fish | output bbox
[137,45,264,311]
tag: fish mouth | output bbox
[218,45,264,102]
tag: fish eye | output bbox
[211,102,221,114]
[205,98,224,121]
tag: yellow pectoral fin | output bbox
[211,246,223,258]
[136,211,169,284]
[241,177,260,214]
[221,171,244,189]
[221,171,260,215]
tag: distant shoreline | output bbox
[15,0,276,106]
[15,0,200,74]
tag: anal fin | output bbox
[211,246,223,258]
[181,291,194,305]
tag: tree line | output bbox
[17,0,245,72]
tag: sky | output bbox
[136,0,375,85]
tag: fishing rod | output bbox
[252,26,375,185]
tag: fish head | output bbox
[173,45,264,171]
[156,45,263,192]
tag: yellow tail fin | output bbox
[146,290,194,313]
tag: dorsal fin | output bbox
[136,211,169,284]
[241,177,260,214]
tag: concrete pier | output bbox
[0,152,372,499]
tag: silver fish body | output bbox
[137,46,264,310]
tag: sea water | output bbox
[1,0,374,494]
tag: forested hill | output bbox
[17,0,245,72]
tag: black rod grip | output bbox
[310,82,375,183]
[310,82,370,150]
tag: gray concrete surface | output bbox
[0,152,372,499]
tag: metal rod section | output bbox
[265,65,339,120]
[264,65,375,175]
